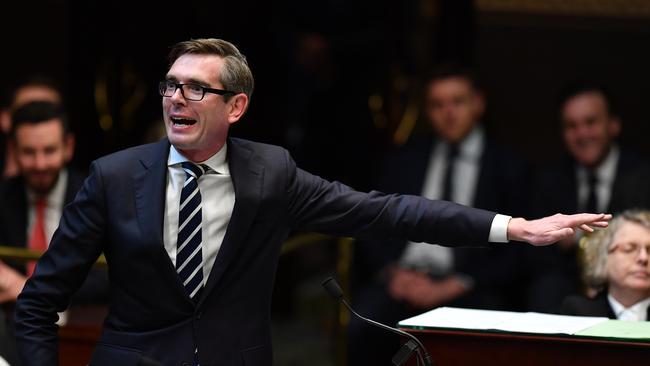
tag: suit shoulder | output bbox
[94,140,168,171]
[229,138,290,162]
[230,137,287,153]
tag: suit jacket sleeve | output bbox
[284,150,497,247]
[14,161,107,366]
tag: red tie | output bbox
[27,199,47,276]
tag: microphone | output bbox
[321,277,433,366]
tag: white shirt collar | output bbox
[440,125,484,162]
[168,144,229,175]
[608,293,650,321]
[577,144,619,184]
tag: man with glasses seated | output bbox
[562,210,650,321]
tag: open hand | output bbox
[508,213,611,246]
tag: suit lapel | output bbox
[133,140,192,302]
[198,139,264,306]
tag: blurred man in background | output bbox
[349,66,530,365]
[526,81,650,313]
[0,78,63,178]
[0,101,108,366]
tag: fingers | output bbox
[579,224,594,233]
[555,227,575,239]
[563,213,611,229]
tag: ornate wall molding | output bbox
[476,0,650,19]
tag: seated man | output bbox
[349,65,530,365]
[0,77,63,178]
[0,101,109,366]
[562,210,650,320]
[527,81,650,313]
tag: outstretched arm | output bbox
[507,213,611,245]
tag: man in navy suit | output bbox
[14,39,610,366]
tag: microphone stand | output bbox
[322,277,433,366]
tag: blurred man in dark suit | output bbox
[0,78,63,179]
[349,66,531,365]
[527,81,650,313]
[0,101,108,365]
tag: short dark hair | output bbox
[426,64,481,91]
[557,80,618,117]
[168,38,254,101]
[10,101,69,139]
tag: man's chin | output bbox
[574,152,603,168]
[167,134,196,148]
[26,178,57,196]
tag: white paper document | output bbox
[398,307,608,335]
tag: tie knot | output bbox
[181,162,211,179]
[35,198,47,210]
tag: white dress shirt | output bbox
[163,145,236,285]
[399,127,509,274]
[576,145,619,213]
[26,169,68,246]
[608,294,650,321]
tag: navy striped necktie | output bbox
[177,162,210,300]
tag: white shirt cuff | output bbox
[488,214,511,243]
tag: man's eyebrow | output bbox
[164,75,210,87]
[186,78,211,87]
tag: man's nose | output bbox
[637,246,649,264]
[34,153,48,170]
[574,124,593,139]
[169,86,186,104]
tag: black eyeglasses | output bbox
[159,81,235,101]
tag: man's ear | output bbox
[227,94,249,125]
[64,133,75,162]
